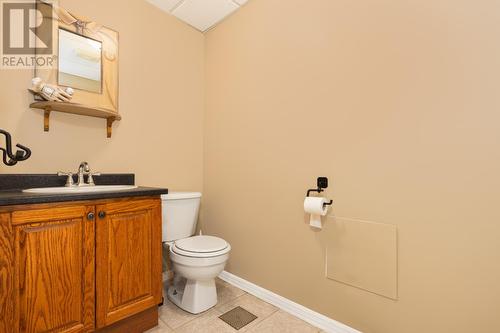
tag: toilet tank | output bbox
[161,192,202,242]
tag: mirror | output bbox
[58,28,102,93]
[34,0,119,114]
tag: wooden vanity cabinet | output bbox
[95,199,162,328]
[0,197,162,333]
[4,204,96,333]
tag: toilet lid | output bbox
[171,243,231,258]
[174,235,229,253]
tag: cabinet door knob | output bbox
[87,212,95,221]
[98,211,106,219]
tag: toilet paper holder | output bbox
[306,177,333,207]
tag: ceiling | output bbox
[146,0,249,32]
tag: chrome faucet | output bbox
[58,161,100,187]
[77,161,101,186]
[77,162,90,186]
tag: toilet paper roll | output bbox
[303,197,329,216]
[309,214,323,229]
[304,197,329,229]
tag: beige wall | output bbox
[0,0,205,191]
[2,0,500,332]
[204,1,500,332]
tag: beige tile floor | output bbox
[146,278,322,333]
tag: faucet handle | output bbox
[57,172,74,187]
[88,172,101,186]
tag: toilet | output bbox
[161,192,231,314]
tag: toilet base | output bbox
[167,277,217,314]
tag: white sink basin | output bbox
[23,185,138,194]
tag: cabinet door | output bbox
[11,205,96,333]
[0,213,14,332]
[95,198,162,328]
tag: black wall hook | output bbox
[306,177,333,206]
[0,129,32,167]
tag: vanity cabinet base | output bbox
[96,306,158,333]
[0,196,162,333]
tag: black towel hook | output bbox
[0,129,32,166]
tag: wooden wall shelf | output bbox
[30,101,121,138]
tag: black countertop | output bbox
[0,187,169,206]
[0,174,168,206]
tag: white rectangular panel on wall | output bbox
[326,217,398,299]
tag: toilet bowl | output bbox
[162,192,231,314]
[168,235,230,313]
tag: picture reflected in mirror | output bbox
[58,28,102,93]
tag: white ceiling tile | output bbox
[233,0,248,5]
[146,0,183,13]
[172,0,239,32]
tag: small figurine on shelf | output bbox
[28,77,74,102]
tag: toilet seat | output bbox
[172,235,230,258]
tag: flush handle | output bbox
[87,212,95,221]
[98,211,106,219]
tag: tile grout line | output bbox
[216,290,247,309]
[174,308,222,331]
[158,316,175,332]
[243,308,282,333]
[240,297,280,333]
[162,309,202,331]
[215,285,280,331]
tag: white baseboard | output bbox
[218,271,362,333]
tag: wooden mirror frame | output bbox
[34,0,119,114]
